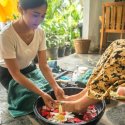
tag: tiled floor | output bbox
[0,53,125,125]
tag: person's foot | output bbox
[64,95,82,101]
[61,100,87,113]
[64,88,87,101]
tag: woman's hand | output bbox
[54,86,65,100]
[42,93,55,108]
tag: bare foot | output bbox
[64,88,87,101]
[54,92,99,113]
[62,92,99,113]
[61,100,87,113]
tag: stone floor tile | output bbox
[2,116,33,125]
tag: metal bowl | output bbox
[33,87,106,125]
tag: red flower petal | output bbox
[41,110,50,117]
[69,118,83,123]
[53,109,59,113]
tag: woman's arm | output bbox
[4,58,55,108]
[37,50,58,89]
[38,50,65,100]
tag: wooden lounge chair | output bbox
[99,2,125,53]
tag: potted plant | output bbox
[73,22,91,54]
[74,39,91,54]
[42,21,59,60]
[65,42,71,56]
[40,0,63,59]
[61,0,83,54]
[58,35,66,57]
[72,4,91,54]
[63,34,72,56]
[46,32,59,60]
[41,0,83,57]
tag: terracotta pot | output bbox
[74,39,91,54]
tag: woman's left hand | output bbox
[54,86,65,100]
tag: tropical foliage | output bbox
[41,0,83,49]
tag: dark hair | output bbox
[19,0,47,10]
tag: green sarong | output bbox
[8,68,51,118]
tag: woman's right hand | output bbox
[42,93,55,108]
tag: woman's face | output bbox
[22,5,47,29]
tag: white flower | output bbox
[49,112,75,123]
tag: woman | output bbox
[0,0,64,117]
[60,39,125,113]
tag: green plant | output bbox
[58,35,67,47]
[46,33,59,48]
[63,1,82,48]
[41,0,83,49]
[40,0,61,48]
[42,21,59,48]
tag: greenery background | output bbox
[41,0,83,49]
